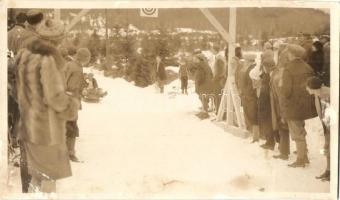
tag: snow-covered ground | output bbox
[5,67,330,198]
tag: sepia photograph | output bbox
[1,0,339,199]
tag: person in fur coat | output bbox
[15,19,79,193]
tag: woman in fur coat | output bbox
[15,19,79,193]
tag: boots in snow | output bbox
[288,158,306,168]
[273,154,289,160]
[196,112,209,120]
[69,154,81,162]
[316,170,330,181]
[260,143,275,150]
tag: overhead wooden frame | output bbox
[60,9,91,32]
[200,8,247,134]
[199,8,230,42]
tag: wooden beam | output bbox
[226,8,237,125]
[199,8,229,42]
[66,9,91,32]
[54,9,60,20]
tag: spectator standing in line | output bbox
[178,56,189,95]
[279,44,317,168]
[306,76,331,181]
[64,48,91,162]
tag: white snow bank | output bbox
[5,67,330,199]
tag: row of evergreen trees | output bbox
[87,29,181,87]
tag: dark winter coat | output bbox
[258,73,272,120]
[322,42,330,87]
[300,39,313,62]
[179,64,188,78]
[308,41,324,75]
[269,49,289,130]
[269,67,283,130]
[213,54,227,93]
[194,60,214,95]
[156,61,167,81]
[65,60,86,100]
[15,36,80,146]
[258,73,274,136]
[235,63,258,128]
[279,58,317,120]
[8,24,31,55]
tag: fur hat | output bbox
[75,48,91,64]
[287,44,306,58]
[36,19,65,42]
[306,76,323,89]
[26,9,44,25]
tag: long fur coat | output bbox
[15,36,80,146]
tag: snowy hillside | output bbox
[5,67,329,198]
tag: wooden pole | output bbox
[226,8,236,125]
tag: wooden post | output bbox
[226,8,236,125]
[54,9,61,20]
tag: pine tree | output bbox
[134,53,155,87]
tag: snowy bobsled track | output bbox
[7,68,330,198]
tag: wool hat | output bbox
[15,12,27,24]
[306,76,323,90]
[287,44,306,58]
[26,9,44,25]
[193,49,205,61]
[273,41,280,49]
[264,42,272,50]
[195,53,206,61]
[313,41,323,51]
[36,19,65,42]
[75,48,91,64]
[262,57,276,72]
